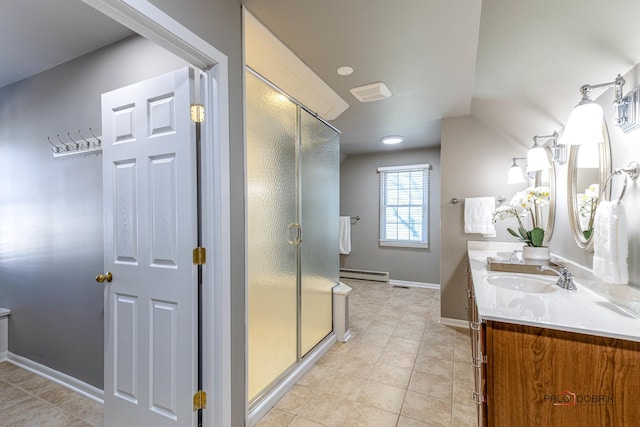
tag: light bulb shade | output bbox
[576,142,600,168]
[507,165,525,184]
[559,101,604,145]
[526,146,550,172]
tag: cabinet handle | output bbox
[470,322,481,331]
[472,354,487,367]
[472,391,485,404]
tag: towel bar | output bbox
[451,196,506,205]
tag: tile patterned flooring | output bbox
[0,362,103,426]
[0,278,475,427]
[256,279,477,427]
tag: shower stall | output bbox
[246,69,340,408]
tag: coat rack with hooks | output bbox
[48,128,102,158]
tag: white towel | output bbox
[593,200,628,284]
[464,197,496,237]
[339,216,352,255]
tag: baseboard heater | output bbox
[339,268,389,283]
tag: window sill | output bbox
[379,240,428,249]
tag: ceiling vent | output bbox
[349,82,392,103]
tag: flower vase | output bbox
[522,246,551,265]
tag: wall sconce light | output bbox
[529,131,566,172]
[507,157,527,184]
[527,141,550,172]
[560,74,640,145]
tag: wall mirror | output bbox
[535,147,556,246]
[567,122,612,251]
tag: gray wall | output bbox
[340,148,441,284]
[0,36,188,387]
[440,115,526,321]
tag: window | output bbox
[378,164,430,248]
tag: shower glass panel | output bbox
[246,69,341,406]
[246,72,298,402]
[300,110,340,355]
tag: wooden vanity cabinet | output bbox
[468,270,640,427]
[485,321,640,427]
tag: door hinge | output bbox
[193,390,207,411]
[190,104,205,123]
[193,247,206,265]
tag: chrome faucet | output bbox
[537,265,577,290]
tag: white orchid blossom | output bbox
[492,186,550,247]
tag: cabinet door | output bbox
[486,321,640,427]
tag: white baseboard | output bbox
[248,333,337,426]
[389,279,440,290]
[439,317,469,328]
[7,353,104,404]
[0,351,7,362]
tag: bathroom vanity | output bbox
[466,241,640,427]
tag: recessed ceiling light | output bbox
[337,66,354,76]
[381,136,403,145]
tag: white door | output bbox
[101,67,198,427]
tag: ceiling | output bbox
[0,0,132,89]
[242,0,482,155]
[4,0,640,156]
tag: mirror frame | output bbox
[535,147,556,246]
[566,122,612,251]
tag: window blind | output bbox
[378,164,430,248]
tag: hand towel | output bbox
[339,216,352,255]
[464,197,496,237]
[593,200,629,284]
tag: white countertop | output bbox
[468,241,640,343]
[0,308,9,317]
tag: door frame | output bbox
[81,1,232,426]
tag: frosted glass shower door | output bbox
[246,72,298,401]
[300,109,340,355]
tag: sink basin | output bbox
[486,274,558,293]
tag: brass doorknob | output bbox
[96,272,113,283]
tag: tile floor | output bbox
[256,279,477,427]
[0,362,103,426]
[0,278,475,427]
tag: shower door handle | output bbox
[287,223,302,245]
